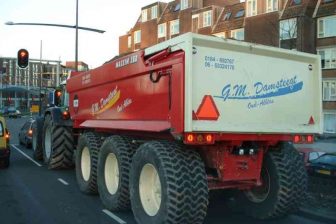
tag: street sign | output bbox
[31,105,39,113]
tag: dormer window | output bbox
[223,12,232,21]
[235,9,245,18]
[181,0,188,10]
[151,5,158,19]
[203,11,212,27]
[142,9,147,22]
[290,0,301,6]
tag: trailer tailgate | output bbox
[187,36,322,134]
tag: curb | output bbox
[299,208,336,224]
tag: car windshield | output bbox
[311,154,336,166]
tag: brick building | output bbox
[119,0,336,135]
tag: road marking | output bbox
[57,178,69,186]
[11,144,42,167]
[102,209,127,224]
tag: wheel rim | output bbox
[139,163,162,216]
[104,153,119,195]
[244,167,271,203]
[81,147,91,181]
[44,127,52,159]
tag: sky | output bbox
[0,0,244,69]
[0,0,169,68]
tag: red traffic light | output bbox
[17,49,29,68]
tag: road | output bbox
[0,117,327,224]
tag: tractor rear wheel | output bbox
[42,114,74,169]
[236,142,307,219]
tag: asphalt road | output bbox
[0,117,327,224]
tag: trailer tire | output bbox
[97,136,137,211]
[43,114,74,169]
[129,141,208,224]
[32,118,43,160]
[236,142,307,219]
[76,132,101,194]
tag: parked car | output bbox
[18,119,34,148]
[0,116,10,168]
[307,153,336,178]
[8,108,22,118]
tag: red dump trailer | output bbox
[61,33,322,224]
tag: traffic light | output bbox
[54,89,62,106]
[17,49,29,68]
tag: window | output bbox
[317,48,336,69]
[246,0,257,17]
[170,19,180,36]
[267,0,278,12]
[127,36,132,48]
[235,9,245,18]
[134,30,141,44]
[323,0,334,3]
[203,11,212,27]
[318,16,336,38]
[151,5,158,19]
[142,9,147,22]
[223,12,232,21]
[279,18,297,40]
[181,0,188,10]
[158,23,166,38]
[324,112,336,133]
[231,28,244,40]
[0,122,3,137]
[174,3,181,12]
[323,80,336,101]
[291,0,301,5]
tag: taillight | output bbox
[184,133,215,145]
[28,129,33,137]
[62,111,70,120]
[293,135,314,144]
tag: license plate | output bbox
[316,169,331,175]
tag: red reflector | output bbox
[195,95,220,120]
[205,134,213,143]
[186,134,195,143]
[307,135,314,143]
[308,116,315,125]
[294,135,300,143]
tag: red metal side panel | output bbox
[67,50,185,133]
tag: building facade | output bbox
[0,57,70,112]
[119,0,336,135]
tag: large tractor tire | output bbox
[42,114,74,169]
[235,142,307,219]
[32,117,43,160]
[97,135,137,211]
[129,141,208,224]
[76,132,102,194]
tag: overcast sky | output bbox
[0,0,244,68]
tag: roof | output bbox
[212,2,245,33]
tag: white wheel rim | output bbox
[44,128,52,159]
[81,147,91,181]
[139,163,162,216]
[104,153,119,195]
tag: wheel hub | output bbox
[104,153,119,195]
[81,147,91,181]
[244,167,271,203]
[139,163,162,216]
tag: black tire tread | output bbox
[32,119,43,160]
[131,141,208,224]
[76,132,102,194]
[98,135,137,211]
